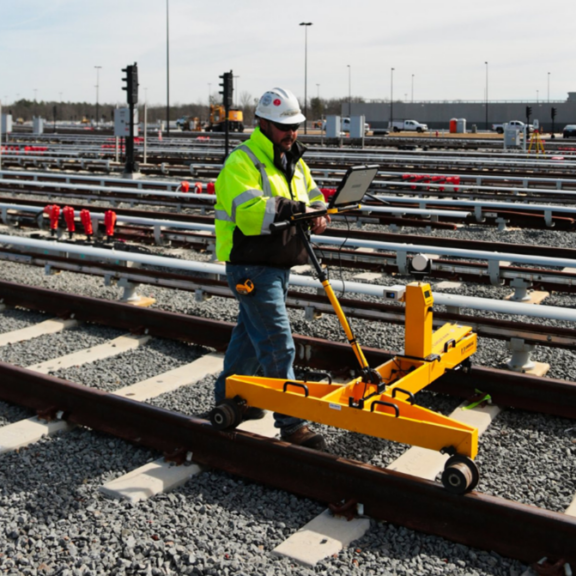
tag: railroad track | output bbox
[0,282,574,572]
[1,143,576,573]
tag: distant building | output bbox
[342,92,576,131]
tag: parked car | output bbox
[388,120,428,133]
[492,120,533,134]
[562,124,576,138]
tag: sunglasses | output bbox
[271,121,301,132]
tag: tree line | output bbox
[5,95,374,126]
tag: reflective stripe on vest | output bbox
[237,145,272,197]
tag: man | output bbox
[213,87,330,450]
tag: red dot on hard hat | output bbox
[273,99,281,106]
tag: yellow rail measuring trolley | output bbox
[210,165,480,494]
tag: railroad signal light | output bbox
[219,71,233,109]
[121,63,139,105]
[526,106,532,118]
[551,107,557,119]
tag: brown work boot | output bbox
[281,426,327,451]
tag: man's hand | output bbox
[305,207,331,234]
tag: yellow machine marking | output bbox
[225,281,479,458]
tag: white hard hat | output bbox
[255,87,306,124]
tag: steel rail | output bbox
[2,234,576,322]
[1,249,575,351]
[0,280,574,418]
[0,361,573,565]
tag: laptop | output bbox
[328,164,379,210]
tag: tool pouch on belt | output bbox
[235,279,255,296]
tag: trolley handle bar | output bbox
[269,208,328,234]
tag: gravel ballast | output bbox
[0,176,575,575]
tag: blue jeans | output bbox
[214,263,305,435]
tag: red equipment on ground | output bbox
[80,209,93,241]
[45,205,60,237]
[62,206,76,238]
[104,210,117,241]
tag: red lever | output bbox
[104,210,117,241]
[195,182,203,193]
[207,182,215,194]
[80,209,93,240]
[63,206,75,238]
[180,181,190,193]
[45,205,60,236]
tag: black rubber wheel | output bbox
[497,128,503,134]
[441,455,479,494]
[210,399,242,430]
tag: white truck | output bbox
[491,120,533,134]
[388,119,428,133]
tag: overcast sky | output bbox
[1,0,575,107]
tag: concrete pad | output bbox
[565,495,576,517]
[237,411,276,437]
[0,417,70,454]
[352,272,382,281]
[99,458,203,503]
[0,318,78,347]
[27,334,151,374]
[523,362,550,377]
[113,352,224,401]
[274,401,502,567]
[504,290,549,305]
[388,403,501,480]
[272,509,370,568]
[562,267,576,274]
[434,281,462,290]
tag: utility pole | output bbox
[94,65,102,127]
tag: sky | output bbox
[1,0,575,108]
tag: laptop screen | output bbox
[328,165,379,209]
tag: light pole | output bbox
[485,61,488,131]
[208,83,211,105]
[547,72,550,102]
[166,0,170,136]
[390,68,395,127]
[33,89,38,101]
[94,65,102,126]
[536,90,539,104]
[316,83,321,118]
[347,64,351,118]
[411,74,414,103]
[300,22,312,134]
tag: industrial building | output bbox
[343,92,576,132]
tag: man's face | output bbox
[260,119,299,152]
